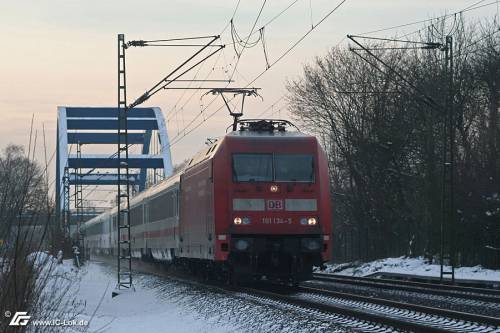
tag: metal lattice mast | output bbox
[344,34,455,282]
[440,35,455,282]
[115,33,133,293]
[62,167,71,236]
[75,142,84,248]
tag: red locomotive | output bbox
[83,119,332,284]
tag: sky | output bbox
[0,0,497,204]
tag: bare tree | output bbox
[287,18,500,267]
[0,144,83,333]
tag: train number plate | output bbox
[267,199,283,211]
[262,217,292,225]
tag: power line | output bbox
[166,0,303,131]
[153,0,350,149]
[463,0,490,11]
[255,95,286,118]
[225,0,301,48]
[128,36,224,108]
[228,0,267,82]
[455,27,500,57]
[357,0,497,36]
[248,0,348,86]
[256,36,348,119]
[221,0,243,34]
[167,0,349,147]
[55,13,245,205]
[164,0,245,134]
[166,0,269,143]
[166,51,224,124]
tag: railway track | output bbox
[313,272,500,304]
[237,285,500,333]
[365,272,500,289]
[95,258,500,332]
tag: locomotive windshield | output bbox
[232,154,273,182]
[232,153,314,182]
[275,154,314,182]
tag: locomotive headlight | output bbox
[270,185,279,193]
[300,217,318,225]
[234,217,250,225]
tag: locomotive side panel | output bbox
[317,142,333,261]
[212,140,231,261]
[179,160,215,260]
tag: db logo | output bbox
[267,199,283,211]
[8,312,31,326]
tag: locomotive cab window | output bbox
[232,153,314,182]
[275,154,314,182]
[232,154,273,182]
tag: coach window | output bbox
[130,205,143,226]
[232,154,273,182]
[274,154,315,182]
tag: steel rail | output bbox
[240,287,459,333]
[314,272,500,293]
[313,273,500,303]
[299,285,500,327]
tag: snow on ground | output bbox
[66,262,235,333]
[320,256,500,282]
[50,261,351,333]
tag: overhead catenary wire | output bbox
[455,27,500,57]
[165,0,302,132]
[260,27,271,69]
[347,35,442,111]
[58,0,498,209]
[462,0,490,11]
[114,0,498,171]
[124,0,497,171]
[225,0,301,48]
[165,0,244,130]
[357,0,497,36]
[172,0,348,145]
[129,36,224,108]
[231,20,262,54]
[220,0,243,35]
[187,0,497,142]
[227,0,268,82]
[245,0,348,87]
[166,50,224,123]
[255,95,286,118]
[167,0,269,141]
[347,35,442,46]
[166,0,349,148]
[137,36,220,43]
[88,1,498,208]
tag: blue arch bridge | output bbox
[55,106,174,234]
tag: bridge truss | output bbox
[55,106,174,237]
